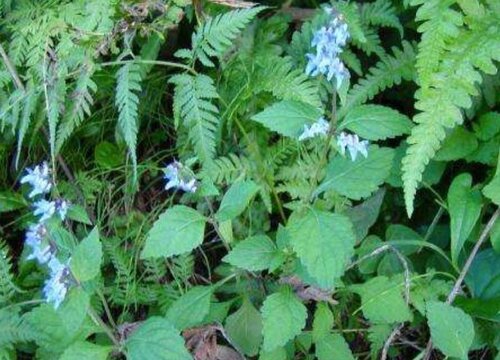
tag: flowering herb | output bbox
[163,161,198,193]
[20,162,52,198]
[337,132,369,161]
[298,117,330,141]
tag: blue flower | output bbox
[337,132,369,161]
[43,257,70,309]
[20,162,52,198]
[32,199,69,223]
[305,8,350,88]
[298,117,330,141]
[163,161,197,193]
[25,224,53,264]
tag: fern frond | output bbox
[361,0,403,37]
[15,84,39,167]
[351,25,385,57]
[190,6,264,67]
[115,62,141,177]
[169,254,194,284]
[254,56,322,108]
[201,153,251,184]
[339,41,416,118]
[170,74,219,163]
[403,10,500,215]
[0,241,19,305]
[0,308,35,349]
[55,63,96,152]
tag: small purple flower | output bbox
[43,257,71,309]
[298,117,330,141]
[337,132,369,161]
[163,161,197,193]
[20,162,52,198]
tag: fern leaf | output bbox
[170,74,220,163]
[191,6,264,66]
[202,153,251,184]
[403,10,500,216]
[15,84,39,168]
[361,0,403,37]
[339,41,416,118]
[0,241,19,305]
[115,62,141,177]
[55,64,96,152]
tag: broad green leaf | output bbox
[434,127,478,161]
[344,188,385,241]
[448,174,482,264]
[368,324,392,358]
[0,191,27,213]
[312,303,333,342]
[216,180,259,221]
[355,235,384,274]
[473,112,500,141]
[166,286,213,330]
[287,207,355,289]
[223,235,282,271]
[352,276,412,324]
[410,277,452,315]
[261,288,307,351]
[316,334,354,360]
[67,204,92,225]
[94,141,123,169]
[60,341,111,360]
[126,317,191,360]
[259,348,287,360]
[426,301,474,360]
[251,100,322,138]
[316,146,394,200]
[58,287,91,336]
[491,221,500,253]
[70,227,102,282]
[225,299,263,356]
[386,224,422,255]
[141,205,206,259]
[465,249,500,300]
[483,155,500,205]
[339,104,412,141]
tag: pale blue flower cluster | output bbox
[21,162,71,309]
[337,132,369,161]
[163,161,197,193]
[298,117,330,141]
[305,7,350,88]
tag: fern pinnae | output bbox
[115,62,141,179]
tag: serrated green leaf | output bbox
[483,155,500,205]
[126,317,191,360]
[216,180,259,221]
[426,301,474,360]
[312,303,333,342]
[67,205,92,225]
[251,100,322,138]
[448,173,482,264]
[352,276,412,324]
[70,227,102,282]
[316,334,354,360]
[166,286,213,330]
[94,141,123,169]
[344,188,385,241]
[339,105,413,141]
[0,191,27,213]
[287,207,355,289]
[225,299,263,356]
[473,112,500,141]
[316,146,394,200]
[465,249,500,300]
[434,127,478,161]
[368,324,392,358]
[60,341,111,360]
[141,205,206,259]
[223,235,282,271]
[261,289,307,352]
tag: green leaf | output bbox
[0,191,27,213]
[339,105,413,141]
[426,301,474,360]
[215,180,259,221]
[448,173,482,264]
[434,127,478,161]
[223,235,282,271]
[70,227,102,282]
[483,155,500,205]
[261,288,307,352]
[344,188,385,241]
[368,324,392,358]
[352,276,412,324]
[225,299,263,356]
[312,303,333,342]
[316,334,355,360]
[316,146,394,200]
[94,141,123,169]
[166,286,213,330]
[126,317,191,360]
[287,207,356,289]
[60,341,111,360]
[251,100,322,138]
[141,205,206,259]
[465,249,500,300]
[473,112,500,141]
[67,205,92,225]
[259,348,287,360]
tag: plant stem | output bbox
[100,59,197,75]
[422,207,500,360]
[87,306,121,348]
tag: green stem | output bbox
[100,59,197,75]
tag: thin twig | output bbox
[422,208,500,360]
[0,42,25,91]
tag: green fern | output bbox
[360,0,403,37]
[202,153,251,184]
[170,73,220,163]
[0,241,19,305]
[187,6,264,67]
[0,308,35,350]
[402,6,500,215]
[338,41,416,118]
[115,62,141,178]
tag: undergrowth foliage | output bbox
[0,1,499,360]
